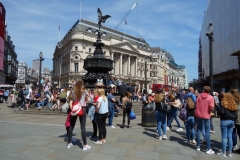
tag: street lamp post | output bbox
[206,21,214,93]
[144,59,147,90]
[193,78,197,89]
[39,52,44,90]
[202,68,205,88]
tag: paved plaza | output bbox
[0,103,240,160]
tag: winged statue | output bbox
[97,8,111,31]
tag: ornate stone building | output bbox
[52,19,187,90]
[52,19,153,89]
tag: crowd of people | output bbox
[2,77,240,157]
[151,86,240,158]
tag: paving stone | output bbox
[155,146,180,154]
[135,150,160,160]
[0,142,23,153]
[179,148,199,156]
[144,139,162,145]
[135,144,155,151]
[115,156,130,160]
[26,139,51,147]
[22,147,54,157]
[53,149,88,160]
[83,153,117,160]
[169,154,194,160]
[124,149,137,158]
[116,142,137,150]
[117,137,144,144]
[99,146,127,156]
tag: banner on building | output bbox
[16,67,26,84]
[0,3,6,71]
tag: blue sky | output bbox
[2,0,208,82]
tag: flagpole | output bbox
[80,1,82,21]
[58,25,60,42]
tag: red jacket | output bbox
[195,93,214,119]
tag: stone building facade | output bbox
[52,19,187,90]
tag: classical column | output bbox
[128,56,131,74]
[111,52,114,60]
[135,58,138,76]
[119,53,122,76]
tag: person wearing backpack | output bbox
[184,96,196,144]
[67,79,91,150]
[121,92,132,128]
[154,89,168,140]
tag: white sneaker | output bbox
[158,136,162,140]
[162,135,168,140]
[176,128,183,132]
[192,140,196,144]
[206,149,215,154]
[83,145,91,151]
[217,152,226,158]
[94,141,102,144]
[227,153,232,157]
[196,147,200,151]
[166,127,170,130]
[67,143,73,149]
[111,125,115,128]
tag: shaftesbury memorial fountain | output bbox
[82,8,113,88]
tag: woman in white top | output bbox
[67,79,91,151]
[94,88,109,144]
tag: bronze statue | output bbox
[97,8,111,38]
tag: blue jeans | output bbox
[196,118,211,150]
[108,107,114,126]
[155,111,167,136]
[233,124,240,147]
[167,107,181,128]
[185,116,195,141]
[37,101,45,107]
[221,120,234,152]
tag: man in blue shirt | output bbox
[4,88,9,103]
[107,88,117,128]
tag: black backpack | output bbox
[125,101,132,111]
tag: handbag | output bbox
[71,101,83,116]
[130,110,136,120]
[160,102,170,113]
[172,99,181,108]
[179,103,187,122]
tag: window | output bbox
[74,63,78,72]
[75,46,78,51]
[140,71,142,78]
[89,48,91,53]
[102,32,107,37]
[7,54,11,61]
[75,56,78,60]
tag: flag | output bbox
[125,19,127,25]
